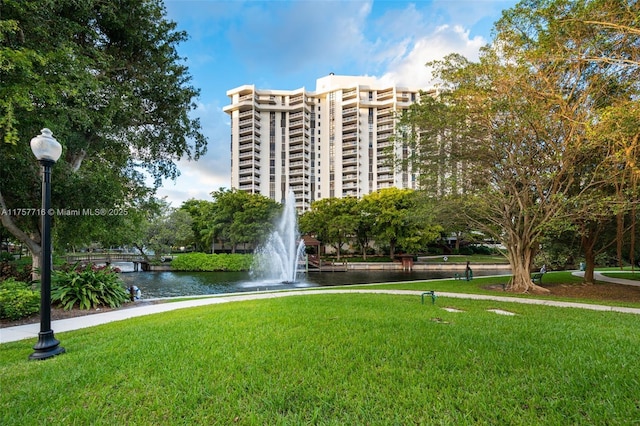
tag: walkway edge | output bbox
[3,289,640,344]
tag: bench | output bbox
[531,273,544,284]
[421,291,437,305]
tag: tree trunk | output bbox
[616,211,624,269]
[389,239,396,260]
[0,190,42,280]
[506,236,549,294]
[581,230,598,284]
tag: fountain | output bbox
[251,190,306,284]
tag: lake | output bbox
[118,266,510,299]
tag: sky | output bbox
[157,0,519,206]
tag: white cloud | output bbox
[379,24,486,89]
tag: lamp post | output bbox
[29,128,65,360]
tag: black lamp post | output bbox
[29,128,65,360]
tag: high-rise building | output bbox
[223,74,426,211]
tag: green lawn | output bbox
[2,290,639,424]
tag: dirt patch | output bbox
[485,282,640,303]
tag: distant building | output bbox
[223,74,429,210]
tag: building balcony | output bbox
[289,119,304,129]
[342,88,357,99]
[289,176,306,184]
[239,118,261,128]
[377,90,394,101]
[376,182,393,190]
[290,95,303,105]
[342,149,358,158]
[238,159,260,168]
[342,107,358,116]
[238,150,258,161]
[289,152,309,160]
[239,126,259,137]
[289,127,304,138]
[342,131,357,142]
[239,110,260,120]
[239,175,260,183]
[343,157,358,166]
[377,115,394,125]
[256,95,276,104]
[239,183,260,192]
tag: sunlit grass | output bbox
[2,293,639,424]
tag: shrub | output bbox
[0,278,40,320]
[171,253,254,271]
[0,251,14,262]
[52,265,129,310]
[0,259,32,282]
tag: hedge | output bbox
[170,253,254,272]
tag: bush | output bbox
[0,278,40,320]
[0,251,14,262]
[171,253,254,271]
[471,245,493,255]
[52,264,129,310]
[0,259,32,282]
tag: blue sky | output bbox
[157,0,518,206]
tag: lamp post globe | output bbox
[29,128,65,360]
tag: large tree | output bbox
[0,0,207,275]
[401,0,638,292]
[209,189,281,253]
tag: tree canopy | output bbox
[398,0,639,292]
[0,0,207,270]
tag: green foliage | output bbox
[0,252,14,262]
[51,265,129,310]
[0,278,39,320]
[0,0,206,261]
[170,253,254,272]
[207,189,281,252]
[0,260,32,282]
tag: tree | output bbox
[180,199,216,252]
[0,0,207,275]
[209,189,280,253]
[401,0,638,292]
[146,208,194,259]
[361,188,440,259]
[299,197,357,260]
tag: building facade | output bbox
[224,74,426,211]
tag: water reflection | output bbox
[118,266,510,299]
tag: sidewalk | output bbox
[3,275,640,344]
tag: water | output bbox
[119,268,510,299]
[251,190,306,283]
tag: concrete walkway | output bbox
[572,270,640,287]
[3,273,640,344]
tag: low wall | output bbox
[345,262,511,271]
[145,264,172,272]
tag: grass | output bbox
[346,271,640,309]
[2,291,640,424]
